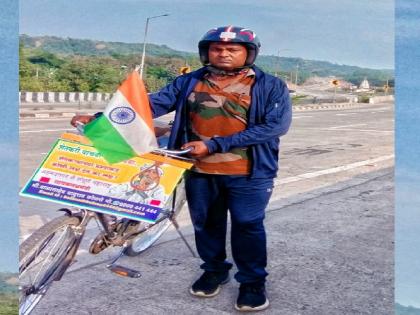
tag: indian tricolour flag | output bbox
[84,70,157,164]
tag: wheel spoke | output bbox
[32,226,72,286]
[126,181,187,256]
[19,215,81,314]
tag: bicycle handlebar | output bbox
[74,122,193,157]
[153,147,193,155]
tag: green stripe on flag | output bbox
[84,116,137,164]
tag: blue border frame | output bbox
[0,0,19,273]
[395,0,420,310]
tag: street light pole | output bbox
[139,13,169,79]
[274,49,291,78]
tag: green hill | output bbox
[255,55,393,87]
[19,34,191,59]
[19,34,394,92]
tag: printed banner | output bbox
[21,133,193,223]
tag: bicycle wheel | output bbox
[19,215,81,315]
[124,179,187,256]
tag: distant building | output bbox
[359,78,370,90]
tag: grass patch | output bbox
[0,293,18,315]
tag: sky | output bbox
[0,0,18,272]
[19,0,394,69]
[395,0,420,308]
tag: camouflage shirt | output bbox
[187,68,255,175]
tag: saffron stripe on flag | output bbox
[118,71,154,132]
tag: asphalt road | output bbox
[20,102,394,230]
[19,102,394,314]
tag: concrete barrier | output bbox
[20,91,135,105]
[58,92,66,102]
[20,92,393,105]
[293,102,369,111]
[87,92,94,102]
[19,91,115,104]
[45,92,55,103]
[369,95,394,104]
[75,92,82,102]
[20,91,31,103]
[294,95,358,106]
[36,92,45,103]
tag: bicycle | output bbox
[19,130,196,315]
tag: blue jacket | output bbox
[148,66,292,178]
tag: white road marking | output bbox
[20,118,72,122]
[20,234,30,242]
[20,128,72,134]
[329,123,367,129]
[293,115,313,119]
[274,155,394,186]
[20,155,394,247]
[325,128,393,133]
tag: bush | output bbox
[359,95,370,103]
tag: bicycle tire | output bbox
[19,215,81,315]
[124,179,187,256]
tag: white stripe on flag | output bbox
[104,91,157,153]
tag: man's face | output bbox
[147,169,160,181]
[208,42,247,70]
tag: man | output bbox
[108,164,166,205]
[72,25,292,312]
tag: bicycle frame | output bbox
[48,173,188,277]
[20,123,197,315]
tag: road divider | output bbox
[20,102,394,119]
[20,91,113,104]
[293,102,374,111]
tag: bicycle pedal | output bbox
[107,264,141,278]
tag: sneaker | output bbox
[189,271,230,297]
[235,282,269,312]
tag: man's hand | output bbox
[70,115,96,127]
[154,126,171,137]
[181,141,210,158]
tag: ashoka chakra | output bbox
[109,107,136,124]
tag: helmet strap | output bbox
[206,65,251,76]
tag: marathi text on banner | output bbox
[20,133,193,223]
